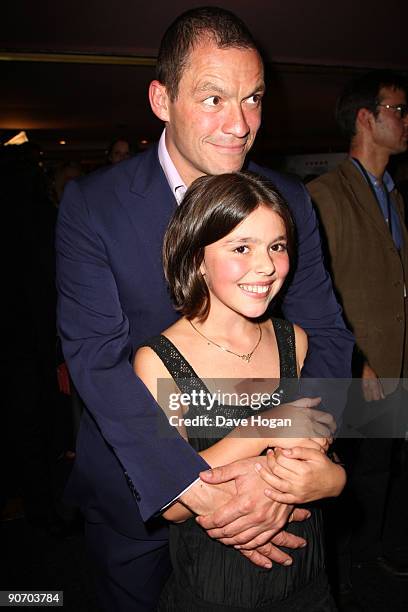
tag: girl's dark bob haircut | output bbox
[163,171,294,320]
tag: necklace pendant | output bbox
[188,320,262,363]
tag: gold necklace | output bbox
[189,320,262,363]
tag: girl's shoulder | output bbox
[133,342,174,401]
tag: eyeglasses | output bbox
[376,103,408,119]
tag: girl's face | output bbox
[200,205,290,319]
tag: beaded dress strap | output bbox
[139,334,209,398]
[271,318,297,379]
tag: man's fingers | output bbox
[310,423,333,438]
[199,463,241,484]
[244,542,293,565]
[236,526,307,551]
[218,529,266,547]
[308,408,337,433]
[309,407,334,423]
[203,502,311,543]
[291,507,311,522]
[206,521,273,546]
[271,529,307,549]
[239,548,273,569]
[196,497,249,530]
[198,505,289,545]
[232,529,276,550]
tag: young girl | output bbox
[134,172,344,610]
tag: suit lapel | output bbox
[115,145,177,272]
[339,159,395,244]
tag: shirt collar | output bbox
[366,167,395,194]
[382,170,395,194]
[351,157,395,193]
[158,129,186,204]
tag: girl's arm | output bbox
[133,347,327,467]
[133,343,332,522]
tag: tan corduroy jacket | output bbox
[308,159,408,381]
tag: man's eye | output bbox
[246,94,262,105]
[203,96,221,107]
[234,245,249,254]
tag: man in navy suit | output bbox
[56,7,353,611]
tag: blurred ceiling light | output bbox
[140,139,148,145]
[4,131,29,145]
[59,139,66,145]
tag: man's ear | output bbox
[149,80,170,122]
[356,107,376,133]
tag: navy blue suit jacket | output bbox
[56,144,353,539]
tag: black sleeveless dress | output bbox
[142,319,334,611]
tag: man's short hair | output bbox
[163,171,294,321]
[336,69,408,140]
[156,6,260,101]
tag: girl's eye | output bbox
[271,243,287,252]
[234,245,249,254]
[203,96,221,107]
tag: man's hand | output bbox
[178,477,236,518]
[258,397,336,448]
[196,456,309,548]
[361,362,385,402]
[239,527,308,568]
[278,397,336,441]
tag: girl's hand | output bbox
[267,436,330,453]
[255,447,346,505]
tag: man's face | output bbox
[161,41,264,186]
[109,140,130,164]
[371,86,408,155]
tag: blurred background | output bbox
[1,0,407,177]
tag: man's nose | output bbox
[223,103,250,138]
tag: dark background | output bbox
[1,0,407,166]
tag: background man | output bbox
[57,7,353,611]
[308,70,408,603]
[107,137,131,164]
